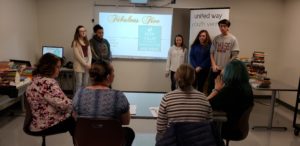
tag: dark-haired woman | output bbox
[190,30,212,93]
[26,53,75,140]
[207,59,254,138]
[72,25,92,92]
[72,61,135,146]
[165,34,188,91]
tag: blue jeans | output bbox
[75,72,89,92]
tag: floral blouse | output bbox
[26,76,72,131]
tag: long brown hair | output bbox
[32,53,61,77]
[173,34,186,51]
[191,30,212,48]
[71,25,89,47]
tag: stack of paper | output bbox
[149,107,159,117]
[130,105,136,115]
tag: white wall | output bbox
[35,0,286,93]
[0,0,39,64]
[275,0,300,106]
[2,0,299,106]
[36,0,94,62]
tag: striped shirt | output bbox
[156,88,212,135]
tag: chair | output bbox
[156,121,224,146]
[74,117,124,146]
[223,105,253,146]
[23,94,67,146]
[292,77,300,136]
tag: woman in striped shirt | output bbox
[156,64,213,141]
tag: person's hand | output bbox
[85,64,91,70]
[214,75,224,90]
[212,65,220,72]
[165,72,169,77]
[195,66,201,72]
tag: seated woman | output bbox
[72,61,135,146]
[156,64,213,142]
[25,53,75,139]
[207,59,254,138]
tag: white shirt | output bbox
[166,45,188,72]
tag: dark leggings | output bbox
[35,117,76,145]
[170,71,176,91]
[37,117,76,136]
[194,68,210,92]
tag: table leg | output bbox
[252,90,287,131]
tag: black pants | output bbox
[37,117,76,136]
[123,127,135,146]
[170,71,176,91]
[207,69,221,95]
[194,68,210,93]
[35,117,76,145]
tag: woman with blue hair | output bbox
[207,59,254,139]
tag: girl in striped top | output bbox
[156,64,212,141]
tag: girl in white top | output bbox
[165,34,188,90]
[71,25,92,92]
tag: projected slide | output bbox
[42,46,63,58]
[99,12,172,59]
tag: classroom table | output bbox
[124,92,227,122]
[0,79,31,112]
[251,79,297,131]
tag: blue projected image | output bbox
[99,12,172,59]
[130,0,148,4]
[42,46,63,58]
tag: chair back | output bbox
[223,105,253,141]
[74,118,124,146]
[237,105,253,139]
[156,121,222,146]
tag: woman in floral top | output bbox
[26,53,75,138]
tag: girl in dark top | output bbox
[207,59,254,137]
[190,30,212,93]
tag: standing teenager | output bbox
[165,34,188,91]
[90,24,111,63]
[72,25,92,92]
[209,19,239,94]
[190,30,212,93]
